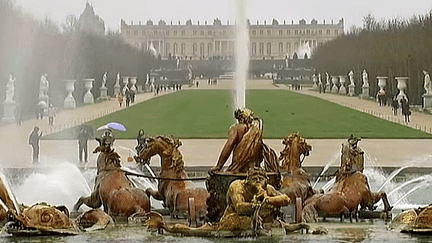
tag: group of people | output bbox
[30,123,147,165]
[117,89,136,107]
[388,96,411,122]
[35,103,57,125]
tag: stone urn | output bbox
[130,77,137,92]
[377,76,387,93]
[331,76,339,94]
[312,74,318,91]
[396,77,409,102]
[339,76,347,95]
[114,74,121,97]
[122,76,129,94]
[64,80,76,109]
[83,79,94,104]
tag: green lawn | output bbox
[46,90,432,139]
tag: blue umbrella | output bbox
[97,122,127,132]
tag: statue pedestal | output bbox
[2,100,16,124]
[99,86,108,100]
[360,86,370,99]
[423,94,432,110]
[137,85,143,93]
[348,84,355,96]
[331,85,339,94]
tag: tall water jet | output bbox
[234,0,249,109]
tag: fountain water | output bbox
[11,163,91,211]
[234,0,249,109]
[312,151,339,189]
[377,155,432,191]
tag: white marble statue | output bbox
[5,73,15,101]
[348,70,355,86]
[102,72,107,88]
[39,73,49,97]
[424,70,431,95]
[326,72,330,85]
[362,70,369,87]
[318,73,322,85]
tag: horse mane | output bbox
[152,135,185,173]
[280,133,302,172]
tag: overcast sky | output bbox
[16,0,432,32]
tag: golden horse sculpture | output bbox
[135,135,209,223]
[278,133,316,203]
[74,131,150,221]
[302,136,392,222]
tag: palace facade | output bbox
[120,18,344,60]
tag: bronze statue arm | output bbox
[264,185,291,207]
[211,128,239,172]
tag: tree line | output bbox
[312,11,432,105]
[0,0,154,117]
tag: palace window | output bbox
[286,43,291,54]
[173,43,178,55]
[201,30,204,35]
[181,30,185,36]
[279,30,283,35]
[295,30,298,35]
[207,43,212,55]
[193,30,197,36]
[318,29,322,35]
[334,29,339,35]
[193,43,198,56]
[306,30,310,35]
[287,30,290,35]
[181,43,186,55]
[279,43,283,54]
[208,30,212,35]
[166,43,170,54]
[259,43,264,55]
[252,30,256,36]
[267,43,271,56]
[252,43,257,56]
[165,30,169,35]
[267,30,271,35]
[260,30,264,35]
[326,29,330,35]
[200,43,204,56]
[154,30,158,35]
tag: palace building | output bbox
[120,18,344,60]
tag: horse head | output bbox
[280,133,312,172]
[135,136,159,165]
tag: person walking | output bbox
[78,125,93,163]
[117,92,124,107]
[135,129,146,155]
[401,97,411,122]
[391,97,399,115]
[47,104,57,126]
[28,126,42,163]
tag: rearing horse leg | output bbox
[372,191,393,212]
[146,188,165,201]
[74,191,102,211]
